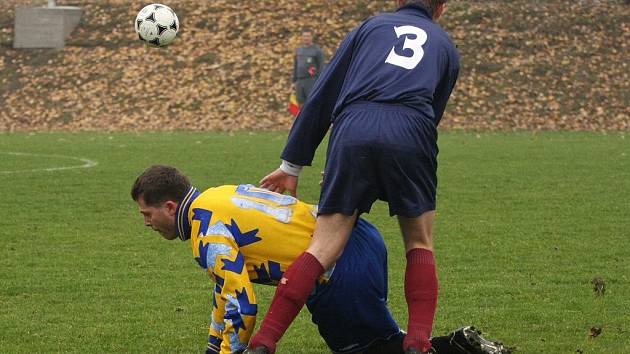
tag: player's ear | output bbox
[164,200,179,216]
[434,3,447,20]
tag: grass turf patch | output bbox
[0,131,628,353]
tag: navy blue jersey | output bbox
[281,4,460,166]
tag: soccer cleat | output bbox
[243,347,270,354]
[449,326,512,354]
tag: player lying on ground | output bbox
[130,165,510,354]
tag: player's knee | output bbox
[308,247,344,269]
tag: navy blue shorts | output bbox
[319,101,438,217]
[306,218,402,353]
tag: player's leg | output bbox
[398,212,438,353]
[306,212,357,267]
[248,213,355,353]
[372,118,438,353]
[309,218,403,354]
[369,104,438,354]
[248,111,375,353]
[399,212,435,252]
[375,142,438,352]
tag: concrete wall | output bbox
[13,6,82,49]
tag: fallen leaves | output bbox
[591,276,606,296]
[589,326,602,338]
[0,0,628,131]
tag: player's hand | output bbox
[260,168,299,197]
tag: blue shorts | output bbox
[319,101,438,217]
[306,218,402,353]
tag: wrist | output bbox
[279,160,303,176]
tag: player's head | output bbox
[302,28,314,46]
[131,165,191,240]
[397,0,448,20]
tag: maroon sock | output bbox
[248,252,324,353]
[403,248,438,352]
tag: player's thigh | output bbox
[319,118,380,215]
[306,212,357,269]
[307,220,399,352]
[376,117,438,217]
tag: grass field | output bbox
[1,131,628,353]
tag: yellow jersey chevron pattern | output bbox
[175,185,323,353]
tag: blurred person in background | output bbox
[291,28,326,110]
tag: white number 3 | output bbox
[385,25,428,70]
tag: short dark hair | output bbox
[400,0,448,17]
[131,165,191,206]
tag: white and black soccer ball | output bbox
[135,4,179,47]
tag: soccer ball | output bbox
[135,4,179,47]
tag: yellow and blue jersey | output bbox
[175,184,330,353]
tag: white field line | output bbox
[0,152,98,174]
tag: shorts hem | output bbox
[317,205,372,216]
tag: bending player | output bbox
[131,165,509,354]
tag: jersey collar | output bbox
[175,186,200,241]
[397,3,432,20]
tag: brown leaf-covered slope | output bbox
[1,0,628,131]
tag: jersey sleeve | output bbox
[431,45,460,123]
[196,235,258,354]
[280,27,360,166]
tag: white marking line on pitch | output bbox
[0,152,98,174]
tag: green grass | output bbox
[0,131,628,353]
